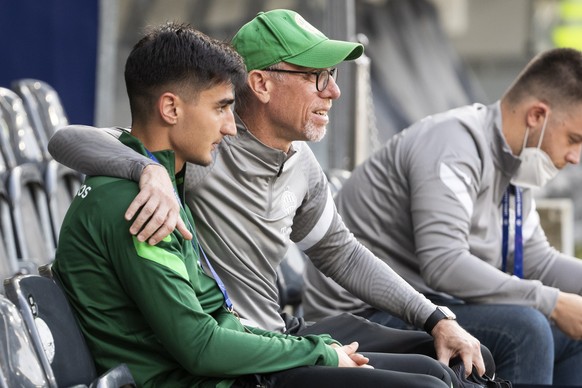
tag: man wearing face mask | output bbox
[302,47,582,386]
[512,112,560,188]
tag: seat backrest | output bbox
[276,243,307,315]
[0,107,17,171]
[0,179,19,283]
[11,79,69,152]
[0,87,45,166]
[44,160,82,243]
[8,163,55,266]
[0,293,49,387]
[0,232,14,288]
[325,168,352,197]
[4,274,98,388]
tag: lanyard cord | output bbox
[502,184,523,278]
[144,150,233,310]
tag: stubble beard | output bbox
[304,121,327,142]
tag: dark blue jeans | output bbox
[362,304,582,386]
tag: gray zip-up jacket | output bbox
[48,117,436,332]
[304,102,582,321]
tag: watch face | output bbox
[438,306,456,320]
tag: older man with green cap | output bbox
[48,9,491,384]
[232,10,363,70]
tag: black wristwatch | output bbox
[424,306,456,334]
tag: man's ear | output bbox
[525,101,550,129]
[247,70,271,103]
[159,92,179,125]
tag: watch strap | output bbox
[424,306,454,334]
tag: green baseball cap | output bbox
[232,9,364,71]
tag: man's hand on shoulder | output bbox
[125,164,193,244]
[431,319,485,377]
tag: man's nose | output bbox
[566,143,582,165]
[320,75,341,100]
[222,110,237,136]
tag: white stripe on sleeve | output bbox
[440,163,474,218]
[296,188,335,251]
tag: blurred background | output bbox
[1,0,581,254]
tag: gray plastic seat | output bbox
[44,160,82,243]
[7,163,55,266]
[276,243,307,317]
[4,273,136,388]
[326,168,352,197]
[12,79,69,160]
[0,293,48,387]
[0,179,19,283]
[0,87,44,166]
[0,86,81,250]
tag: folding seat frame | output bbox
[7,163,55,266]
[0,179,19,280]
[0,293,48,387]
[44,160,82,243]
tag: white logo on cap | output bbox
[294,14,324,37]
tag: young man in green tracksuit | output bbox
[53,22,453,387]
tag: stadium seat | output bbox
[0,87,45,166]
[0,86,81,248]
[7,163,55,266]
[37,262,53,280]
[4,273,136,388]
[325,168,352,197]
[0,178,21,283]
[0,293,48,387]
[44,160,82,243]
[276,243,307,317]
[0,109,43,277]
[11,79,69,157]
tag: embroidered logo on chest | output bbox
[281,190,298,216]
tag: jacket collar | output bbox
[224,114,297,176]
[118,130,179,188]
[489,101,521,180]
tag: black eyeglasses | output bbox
[263,67,338,92]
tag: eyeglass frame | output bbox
[262,67,338,92]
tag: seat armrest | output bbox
[89,364,136,388]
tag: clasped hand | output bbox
[331,342,373,368]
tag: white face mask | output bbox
[511,113,559,189]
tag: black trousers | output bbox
[234,352,451,387]
[235,313,495,387]
[298,313,494,374]
[296,313,437,355]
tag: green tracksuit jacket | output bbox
[53,132,338,387]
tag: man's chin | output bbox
[188,156,212,167]
[305,126,327,142]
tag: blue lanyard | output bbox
[144,150,233,311]
[501,184,523,278]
